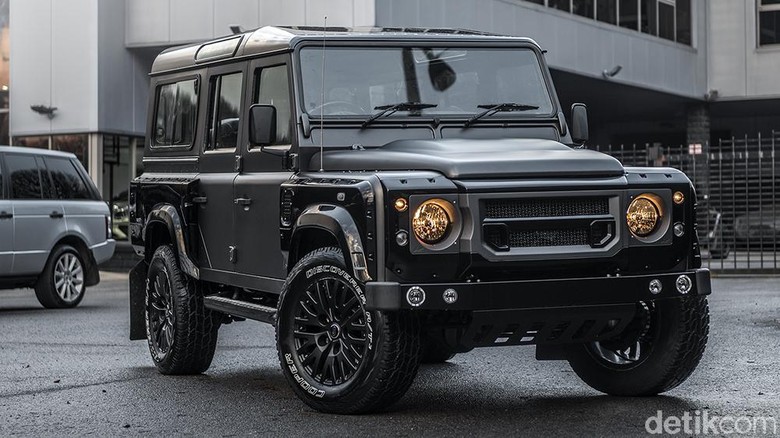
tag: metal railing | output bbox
[595,131,780,273]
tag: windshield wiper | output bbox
[464,102,540,127]
[361,102,437,129]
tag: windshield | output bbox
[299,47,554,119]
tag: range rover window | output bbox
[299,47,554,119]
[153,79,198,148]
[5,154,43,199]
[254,65,291,146]
[206,72,243,151]
[44,157,92,200]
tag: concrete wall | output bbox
[376,0,709,100]
[10,0,99,136]
[125,0,376,47]
[708,0,780,100]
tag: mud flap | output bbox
[129,259,149,341]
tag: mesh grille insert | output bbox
[484,198,609,219]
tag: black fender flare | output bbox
[291,204,371,282]
[144,204,199,279]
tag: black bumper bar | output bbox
[365,269,711,311]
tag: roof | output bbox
[151,26,540,75]
[0,146,77,159]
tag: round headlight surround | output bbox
[412,199,456,245]
[627,194,663,237]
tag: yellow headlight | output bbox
[627,195,661,237]
[412,199,454,244]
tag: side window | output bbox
[5,154,43,200]
[206,72,243,151]
[254,65,292,146]
[153,79,198,147]
[44,157,92,200]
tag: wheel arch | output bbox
[288,204,371,282]
[143,204,199,279]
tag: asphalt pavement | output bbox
[1,273,779,437]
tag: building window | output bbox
[522,0,692,45]
[759,0,780,45]
[15,136,49,149]
[53,134,89,167]
[0,0,9,146]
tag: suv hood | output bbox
[310,138,625,179]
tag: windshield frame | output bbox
[291,40,561,125]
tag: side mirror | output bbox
[571,103,589,145]
[248,104,277,147]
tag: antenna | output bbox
[319,16,327,172]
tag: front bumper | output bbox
[365,269,711,311]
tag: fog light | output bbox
[395,230,409,247]
[649,279,663,294]
[676,275,692,294]
[673,191,685,205]
[443,288,458,304]
[406,286,426,307]
[674,222,685,237]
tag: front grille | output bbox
[481,196,614,251]
[484,198,609,219]
[508,228,590,248]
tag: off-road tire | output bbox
[420,335,457,364]
[567,296,709,395]
[276,247,421,414]
[145,245,219,375]
[35,244,87,309]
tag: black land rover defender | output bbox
[128,26,710,414]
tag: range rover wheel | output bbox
[567,297,709,396]
[35,245,86,309]
[276,247,421,414]
[145,245,219,375]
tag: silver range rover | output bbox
[0,146,115,308]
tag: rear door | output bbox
[0,153,13,274]
[233,57,294,282]
[6,153,64,275]
[197,64,246,272]
[44,156,105,247]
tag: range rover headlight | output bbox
[412,199,455,244]
[627,194,662,237]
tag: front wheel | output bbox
[276,247,421,414]
[567,297,709,396]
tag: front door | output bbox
[197,64,247,272]
[0,154,13,275]
[233,57,294,283]
[5,153,64,276]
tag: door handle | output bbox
[0,211,12,219]
[50,211,64,219]
[191,196,208,204]
[234,198,252,206]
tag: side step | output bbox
[203,296,277,324]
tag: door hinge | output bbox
[235,156,243,172]
[228,246,237,263]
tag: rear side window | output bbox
[5,154,43,200]
[153,79,198,147]
[206,72,243,151]
[44,157,93,200]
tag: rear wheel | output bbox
[276,247,421,414]
[145,245,219,375]
[567,297,709,395]
[35,245,86,309]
